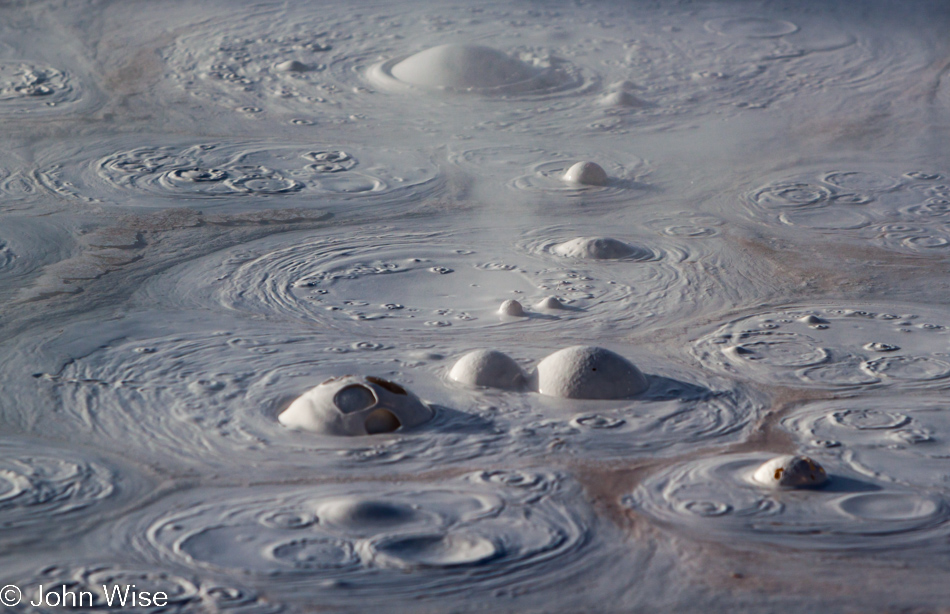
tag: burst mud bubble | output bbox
[279,375,434,435]
[627,452,950,552]
[752,455,829,489]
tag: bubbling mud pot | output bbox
[2,0,950,612]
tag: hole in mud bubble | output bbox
[333,385,377,413]
[279,375,431,436]
[365,376,407,395]
[364,409,402,434]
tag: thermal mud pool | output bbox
[0,0,949,612]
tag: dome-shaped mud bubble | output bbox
[391,45,537,90]
[752,455,829,489]
[536,296,567,311]
[449,350,526,391]
[370,43,581,96]
[498,299,526,317]
[535,346,649,399]
[279,375,434,436]
[552,237,653,260]
[562,161,608,186]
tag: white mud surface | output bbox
[1,0,950,612]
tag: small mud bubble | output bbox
[535,296,566,310]
[535,346,649,399]
[571,414,626,429]
[552,237,649,260]
[599,90,648,108]
[498,299,526,317]
[865,342,900,352]
[449,349,526,390]
[905,171,941,181]
[562,161,607,186]
[752,455,829,489]
[275,60,309,73]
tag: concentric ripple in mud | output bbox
[552,383,758,458]
[744,167,950,254]
[782,396,950,492]
[0,218,72,300]
[35,139,439,208]
[626,452,950,552]
[135,223,699,339]
[131,472,597,605]
[12,312,511,473]
[693,304,950,389]
[0,61,80,114]
[0,437,146,547]
[160,1,926,136]
[438,340,761,459]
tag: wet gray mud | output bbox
[1,0,950,612]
